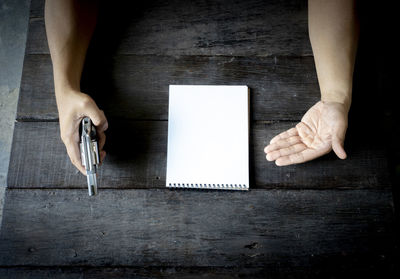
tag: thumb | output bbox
[332,129,347,159]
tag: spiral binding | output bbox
[167,183,248,190]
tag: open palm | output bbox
[264,101,349,166]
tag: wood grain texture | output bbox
[0,263,397,279]
[29,0,44,18]
[17,54,319,121]
[7,121,391,190]
[26,0,312,56]
[0,267,272,279]
[0,189,395,269]
[0,267,306,279]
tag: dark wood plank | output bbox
[0,188,395,269]
[29,0,44,18]
[7,121,391,190]
[17,54,319,121]
[0,263,397,279]
[26,0,312,56]
[0,267,290,279]
[7,121,166,189]
[17,55,56,120]
[0,267,263,279]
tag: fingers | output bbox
[86,106,108,132]
[86,106,108,164]
[98,131,106,150]
[264,136,302,153]
[59,92,109,175]
[65,130,106,173]
[264,124,330,166]
[100,150,106,165]
[275,147,330,166]
[83,98,108,163]
[266,143,307,161]
[269,128,298,144]
[296,122,314,146]
[97,131,106,163]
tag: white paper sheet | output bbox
[166,85,249,190]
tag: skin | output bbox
[46,0,358,172]
[45,0,106,175]
[264,0,359,166]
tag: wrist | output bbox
[321,90,352,112]
[54,82,80,97]
[54,86,84,113]
[53,69,81,97]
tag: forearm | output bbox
[45,0,98,95]
[308,0,359,111]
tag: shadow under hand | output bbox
[104,119,150,164]
[78,1,168,189]
[348,0,399,230]
[80,1,159,164]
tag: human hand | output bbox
[264,101,349,166]
[56,90,108,175]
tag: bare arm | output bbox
[264,0,359,166]
[309,0,359,111]
[45,0,107,174]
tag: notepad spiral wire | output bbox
[167,182,248,190]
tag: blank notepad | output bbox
[166,85,249,190]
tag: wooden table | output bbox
[0,0,397,277]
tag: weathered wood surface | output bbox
[0,267,296,279]
[0,268,288,279]
[23,0,315,122]
[0,263,397,279]
[2,0,396,276]
[28,0,43,18]
[0,267,273,279]
[7,121,391,189]
[26,0,311,56]
[17,54,319,121]
[0,189,395,268]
